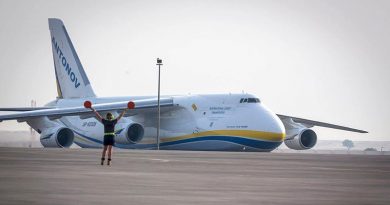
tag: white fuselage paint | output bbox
[47,93,286,151]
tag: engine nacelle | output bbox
[115,122,145,144]
[40,127,74,148]
[284,129,317,150]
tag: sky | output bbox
[0,0,389,141]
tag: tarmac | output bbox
[0,147,389,205]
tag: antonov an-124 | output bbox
[0,19,367,151]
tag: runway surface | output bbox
[0,148,389,205]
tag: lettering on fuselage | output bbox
[82,121,96,127]
[52,37,81,88]
[209,106,231,114]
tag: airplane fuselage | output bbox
[0,18,367,151]
[51,93,286,151]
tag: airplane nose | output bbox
[273,117,286,141]
[257,104,286,141]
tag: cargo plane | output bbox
[0,19,367,151]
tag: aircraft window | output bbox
[247,98,256,103]
[248,98,261,103]
[240,98,261,103]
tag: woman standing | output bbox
[91,108,128,165]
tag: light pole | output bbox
[156,58,163,150]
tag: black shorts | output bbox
[103,135,115,146]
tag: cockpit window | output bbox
[247,98,257,103]
[239,98,260,103]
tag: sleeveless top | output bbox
[102,119,118,136]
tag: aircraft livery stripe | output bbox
[51,50,63,98]
[162,130,285,143]
[115,136,282,150]
[73,130,103,144]
[72,130,283,150]
[160,136,281,149]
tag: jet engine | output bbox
[40,126,74,148]
[284,129,317,150]
[115,122,145,144]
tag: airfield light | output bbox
[156,58,163,150]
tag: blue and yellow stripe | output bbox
[73,129,285,151]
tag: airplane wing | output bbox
[277,114,368,133]
[0,97,177,122]
[0,107,53,111]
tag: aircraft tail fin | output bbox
[48,18,96,99]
